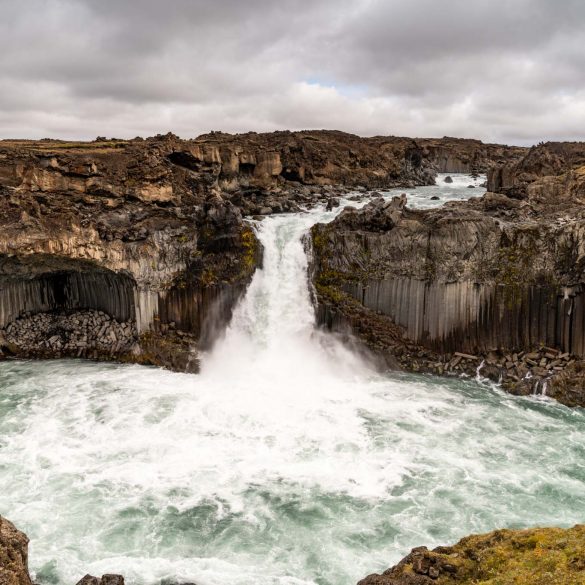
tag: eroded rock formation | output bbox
[421,136,525,174]
[310,141,585,406]
[0,134,261,371]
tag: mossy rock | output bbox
[358,525,585,585]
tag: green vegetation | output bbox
[199,268,216,286]
[240,227,258,272]
[31,140,129,150]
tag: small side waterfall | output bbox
[533,378,549,397]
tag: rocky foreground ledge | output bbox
[310,141,585,407]
[2,514,584,585]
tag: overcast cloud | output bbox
[1,0,584,144]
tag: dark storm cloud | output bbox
[0,0,583,143]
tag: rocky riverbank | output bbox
[309,141,585,407]
[0,516,32,585]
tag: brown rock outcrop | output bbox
[196,130,438,191]
[0,135,261,371]
[0,516,32,585]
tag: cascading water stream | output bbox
[202,209,370,384]
[1,178,585,585]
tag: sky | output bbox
[1,0,584,145]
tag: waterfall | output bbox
[202,210,370,381]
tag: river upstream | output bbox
[1,175,585,585]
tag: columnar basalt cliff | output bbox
[421,136,525,174]
[0,131,521,371]
[0,135,262,371]
[310,142,585,406]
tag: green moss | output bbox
[200,268,216,286]
[35,141,128,150]
[240,227,258,272]
[497,247,527,307]
[494,233,540,308]
[311,227,331,259]
[315,282,345,304]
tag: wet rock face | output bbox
[75,575,124,585]
[358,524,585,585]
[0,516,32,585]
[310,142,585,406]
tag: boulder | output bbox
[75,575,124,585]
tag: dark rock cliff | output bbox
[420,136,525,174]
[0,135,261,371]
[309,142,585,406]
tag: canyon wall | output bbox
[310,142,585,406]
[420,136,525,174]
[0,135,261,371]
[0,131,522,372]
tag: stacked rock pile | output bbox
[0,309,138,358]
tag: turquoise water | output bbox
[1,360,584,585]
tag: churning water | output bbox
[1,176,585,585]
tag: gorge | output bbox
[1,132,585,585]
